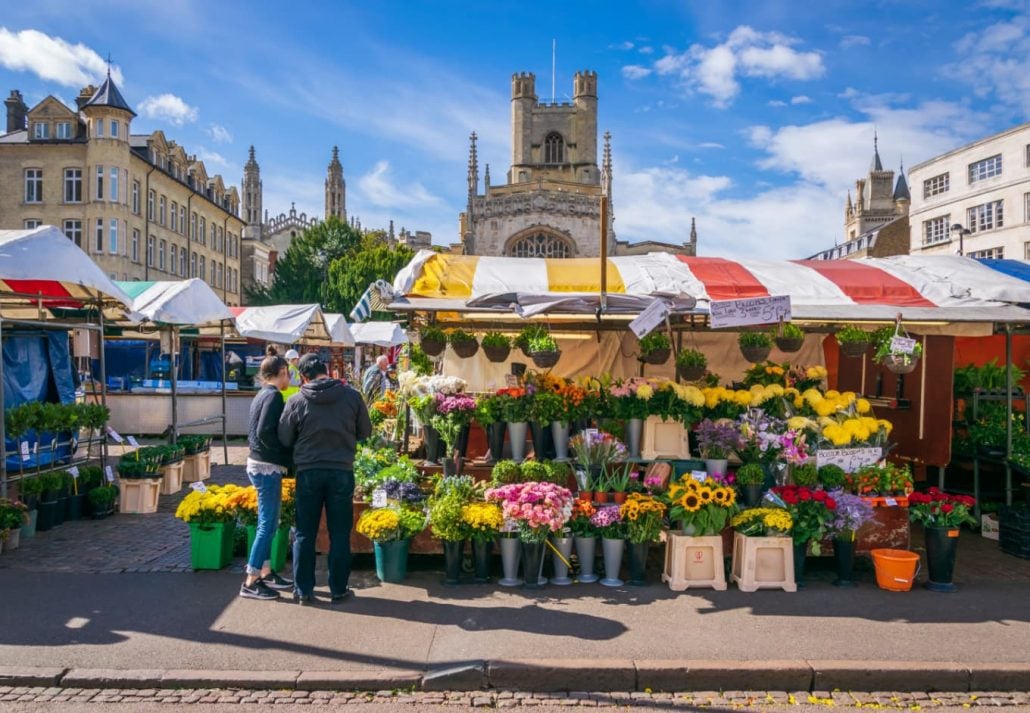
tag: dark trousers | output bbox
[293,468,355,597]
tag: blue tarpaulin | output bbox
[978,258,1030,286]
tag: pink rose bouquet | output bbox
[485,481,574,543]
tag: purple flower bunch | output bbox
[694,418,740,459]
[589,504,625,538]
[826,490,875,538]
[736,409,785,465]
[435,392,477,416]
[779,430,810,466]
[382,478,426,505]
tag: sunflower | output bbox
[722,488,737,507]
[680,493,702,512]
[698,487,714,504]
[712,488,728,504]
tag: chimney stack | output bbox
[4,90,27,134]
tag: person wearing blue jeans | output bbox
[279,353,371,605]
[240,346,294,601]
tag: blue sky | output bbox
[1,0,1027,258]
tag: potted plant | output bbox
[139,444,186,495]
[729,506,797,592]
[179,434,213,483]
[461,501,504,582]
[775,322,805,353]
[907,488,976,592]
[429,392,477,475]
[771,485,837,587]
[35,471,64,531]
[428,475,480,585]
[0,499,29,551]
[875,328,923,374]
[818,464,848,491]
[605,462,634,505]
[419,324,447,357]
[529,392,562,462]
[518,460,549,484]
[836,325,872,358]
[676,348,707,382]
[475,394,506,463]
[735,463,766,508]
[356,506,427,584]
[738,331,773,363]
[590,504,626,587]
[527,332,561,369]
[619,492,666,586]
[569,431,627,500]
[448,329,479,359]
[497,387,532,462]
[117,451,163,515]
[486,481,574,590]
[694,419,739,477]
[663,477,738,591]
[515,324,548,357]
[790,462,819,487]
[638,332,671,365]
[824,491,875,587]
[568,499,599,582]
[481,331,511,363]
[88,484,118,519]
[175,484,243,569]
[17,475,43,538]
[490,459,523,486]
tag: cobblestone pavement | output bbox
[1,686,1030,709]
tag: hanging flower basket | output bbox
[677,365,706,382]
[640,347,671,365]
[775,337,804,353]
[421,337,446,357]
[882,354,919,374]
[452,339,480,359]
[483,344,511,362]
[530,349,561,369]
[740,345,771,363]
[840,341,870,358]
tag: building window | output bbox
[23,219,41,229]
[1025,192,1030,223]
[922,215,950,245]
[507,232,572,258]
[1026,144,1030,168]
[148,190,155,220]
[170,201,178,232]
[147,236,154,267]
[1025,242,1030,261]
[132,180,140,215]
[110,120,119,138]
[109,167,119,203]
[199,217,206,245]
[158,240,166,271]
[94,219,104,252]
[923,172,949,198]
[970,247,1004,259]
[24,168,42,203]
[200,255,206,281]
[179,205,186,234]
[95,119,104,138]
[131,228,140,263]
[63,168,82,203]
[190,212,197,241]
[95,165,104,200]
[190,253,197,277]
[968,200,1004,233]
[64,220,82,247]
[179,249,186,277]
[969,154,1002,183]
[109,219,118,254]
[544,132,565,164]
[215,262,223,288]
[159,195,166,226]
[56,122,71,139]
[170,244,178,276]
[33,122,49,140]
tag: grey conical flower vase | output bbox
[575,536,598,583]
[551,421,570,460]
[600,537,625,587]
[625,418,643,460]
[550,535,574,585]
[508,422,528,463]
[498,534,523,587]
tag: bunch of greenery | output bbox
[638,332,670,356]
[88,484,118,509]
[448,329,476,345]
[176,435,211,455]
[518,460,549,483]
[515,324,548,353]
[427,475,482,541]
[675,348,707,369]
[790,462,819,487]
[481,332,510,349]
[738,332,773,348]
[779,322,804,340]
[407,344,433,376]
[354,447,420,502]
[530,392,563,424]
[420,324,446,344]
[818,464,847,490]
[137,444,185,465]
[490,460,522,486]
[117,452,162,478]
[527,333,559,353]
[735,463,766,486]
[835,325,871,345]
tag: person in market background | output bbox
[361,354,392,403]
[278,352,372,605]
[283,349,302,399]
[240,346,295,601]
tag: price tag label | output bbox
[816,447,883,473]
[33,441,38,455]
[890,336,917,355]
[68,466,80,479]
[690,470,708,483]
[710,295,792,329]
[884,497,898,507]
[189,481,208,493]
[104,465,115,482]
[20,442,30,461]
[106,427,124,444]
[629,299,671,339]
[372,489,388,508]
[127,435,140,448]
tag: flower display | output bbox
[908,488,977,528]
[356,506,426,542]
[569,431,627,469]
[771,485,838,551]
[619,492,667,544]
[381,478,427,505]
[694,419,739,460]
[589,504,625,539]
[730,507,793,536]
[485,481,574,542]
[849,463,913,496]
[461,501,505,540]
[666,477,738,536]
[825,491,875,540]
[568,499,598,538]
[779,429,810,466]
[225,486,259,526]
[495,386,533,423]
[174,484,244,525]
[430,391,478,456]
[280,478,297,526]
[736,409,786,466]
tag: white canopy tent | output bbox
[234,304,355,346]
[347,321,409,347]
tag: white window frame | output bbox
[95,119,104,138]
[94,218,104,252]
[170,201,178,232]
[923,172,949,199]
[179,249,186,276]
[33,122,49,140]
[56,122,71,139]
[109,167,119,204]
[23,219,41,229]
[95,165,104,200]
[170,244,178,276]
[64,219,82,247]
[24,168,43,203]
[110,120,119,138]
[148,190,155,220]
[968,200,1004,233]
[159,240,166,271]
[159,195,166,226]
[147,235,155,267]
[131,228,140,263]
[109,219,119,254]
[132,180,140,215]
[922,215,950,246]
[64,167,82,203]
[969,154,1002,183]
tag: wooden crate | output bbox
[159,461,184,495]
[182,451,211,483]
[661,531,727,591]
[119,477,162,514]
[730,531,797,592]
[641,417,690,460]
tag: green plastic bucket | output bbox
[374,538,410,583]
[245,524,291,573]
[190,521,235,570]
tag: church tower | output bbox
[242,145,262,235]
[325,146,346,222]
[845,133,909,240]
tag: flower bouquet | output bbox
[485,481,574,543]
[907,488,976,591]
[667,477,738,536]
[825,490,875,587]
[694,419,739,460]
[462,500,505,582]
[357,505,427,583]
[736,409,785,467]
[608,378,653,421]
[619,492,667,544]
[429,391,477,464]
[771,485,837,558]
[730,507,793,536]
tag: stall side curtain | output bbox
[98,340,149,383]
[197,350,224,382]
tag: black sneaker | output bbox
[262,572,294,591]
[240,580,279,601]
[294,593,314,606]
[330,588,353,603]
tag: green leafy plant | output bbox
[790,462,819,487]
[420,324,445,343]
[481,332,510,349]
[117,455,162,479]
[836,325,871,345]
[515,325,548,352]
[527,333,558,352]
[736,463,766,486]
[137,444,185,465]
[0,498,29,530]
[79,466,104,491]
[518,460,550,483]
[818,464,847,490]
[177,434,212,455]
[544,460,572,487]
[490,460,522,486]
[780,322,804,340]
[874,329,923,362]
[81,403,111,430]
[605,463,634,493]
[448,329,476,345]
[428,475,481,540]
[408,344,433,376]
[18,475,45,500]
[530,392,563,424]
[638,332,670,356]
[738,332,773,348]
[675,348,707,369]
[88,484,118,509]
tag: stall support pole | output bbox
[98,306,109,470]
[1006,323,1014,507]
[220,322,228,466]
[0,318,7,498]
[170,326,178,446]
[599,196,609,314]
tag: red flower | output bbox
[825,497,837,510]
[813,490,826,502]
[942,504,954,513]
[799,490,811,502]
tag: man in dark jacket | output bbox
[278,353,372,604]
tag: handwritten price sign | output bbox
[710,295,791,329]
[816,447,883,473]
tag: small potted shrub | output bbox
[449,329,479,359]
[179,435,213,483]
[88,484,118,519]
[818,464,847,491]
[481,331,511,363]
[836,325,871,358]
[527,332,561,369]
[519,460,550,483]
[419,324,447,357]
[515,325,547,357]
[738,332,773,363]
[775,322,804,353]
[874,328,923,374]
[676,348,707,382]
[638,332,671,365]
[736,463,766,508]
[117,451,163,514]
[790,462,819,487]
[490,460,523,486]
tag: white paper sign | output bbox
[106,427,124,444]
[690,470,708,483]
[372,489,388,508]
[19,441,29,461]
[884,497,898,507]
[629,299,670,339]
[890,336,917,355]
[816,447,882,473]
[104,465,115,482]
[710,295,792,329]
[68,466,80,479]
[189,481,207,492]
[127,435,140,448]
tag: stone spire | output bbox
[242,145,262,228]
[871,129,883,172]
[484,163,491,189]
[601,130,613,197]
[467,132,479,196]
[893,158,910,201]
[689,217,698,245]
[325,146,346,221]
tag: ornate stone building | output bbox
[460,71,695,258]
[0,74,246,304]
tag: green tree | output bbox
[327,233,414,318]
[246,217,362,305]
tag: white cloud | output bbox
[767,99,788,107]
[622,64,653,80]
[639,46,654,55]
[840,35,871,49]
[609,41,635,50]
[946,16,1030,115]
[791,95,812,105]
[195,146,228,168]
[648,25,824,107]
[138,93,198,126]
[697,142,725,149]
[207,123,233,143]
[0,27,123,87]
[357,160,442,210]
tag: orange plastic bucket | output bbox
[871,549,920,592]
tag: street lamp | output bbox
[950,223,971,257]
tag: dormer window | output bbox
[33,122,49,139]
[544,132,565,164]
[56,122,71,139]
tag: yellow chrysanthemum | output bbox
[636,384,654,400]
[814,400,837,417]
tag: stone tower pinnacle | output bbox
[871,130,883,172]
[325,146,346,221]
[467,132,479,196]
[242,145,262,228]
[690,217,698,245]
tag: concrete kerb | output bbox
[2,661,1029,693]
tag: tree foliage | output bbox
[327,232,414,318]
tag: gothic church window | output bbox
[507,232,572,258]
[544,132,565,164]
